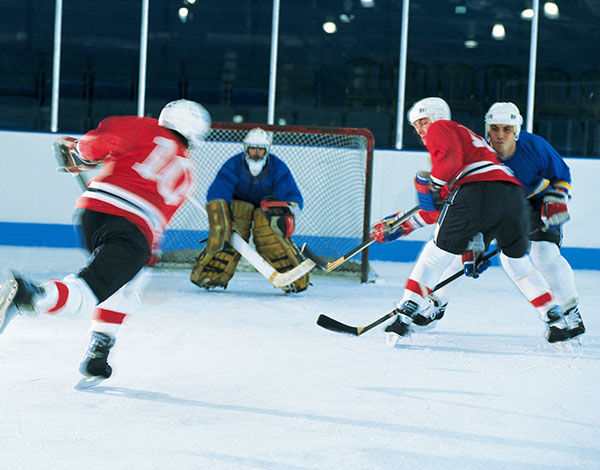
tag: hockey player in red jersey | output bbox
[372,97,569,345]
[0,99,211,387]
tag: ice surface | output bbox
[1,246,599,470]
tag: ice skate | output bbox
[564,304,585,340]
[76,331,115,389]
[0,272,43,334]
[385,300,419,347]
[412,298,447,329]
[544,305,569,344]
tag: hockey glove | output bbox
[260,197,295,238]
[53,136,99,174]
[372,210,424,243]
[415,171,443,212]
[541,186,570,229]
[462,232,490,279]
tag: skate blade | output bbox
[385,331,411,347]
[0,273,18,334]
[551,336,583,351]
[385,332,399,347]
[74,375,106,390]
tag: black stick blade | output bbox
[316,314,360,335]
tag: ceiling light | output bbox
[492,23,506,40]
[233,115,244,123]
[520,8,534,20]
[323,21,337,34]
[360,0,375,8]
[455,5,467,14]
[178,7,189,22]
[464,39,478,49]
[544,2,559,19]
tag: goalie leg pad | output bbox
[205,199,232,255]
[190,200,255,289]
[190,243,241,289]
[252,209,310,293]
[230,199,255,241]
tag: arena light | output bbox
[322,21,337,34]
[360,0,375,7]
[178,7,189,23]
[464,39,478,49]
[520,8,534,20]
[544,2,559,19]
[492,23,506,40]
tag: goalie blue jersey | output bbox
[207,152,303,209]
[500,130,572,200]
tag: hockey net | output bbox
[159,122,374,282]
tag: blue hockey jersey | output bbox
[207,152,303,209]
[500,131,571,200]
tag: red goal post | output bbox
[160,122,375,283]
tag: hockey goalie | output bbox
[190,128,310,293]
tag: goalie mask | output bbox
[244,128,272,176]
[408,97,451,127]
[485,102,523,141]
[159,99,211,143]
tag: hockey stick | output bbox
[316,247,501,336]
[325,205,420,273]
[75,173,89,192]
[187,197,318,289]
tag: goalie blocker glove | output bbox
[260,197,296,238]
[541,185,570,229]
[53,136,100,174]
[371,209,439,243]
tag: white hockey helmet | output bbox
[408,97,451,126]
[485,102,523,141]
[158,99,211,142]
[243,127,272,158]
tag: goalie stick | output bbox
[325,205,420,273]
[187,197,320,289]
[317,247,501,336]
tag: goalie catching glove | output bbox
[462,232,491,278]
[371,209,439,243]
[260,197,296,238]
[541,185,570,229]
[53,136,100,174]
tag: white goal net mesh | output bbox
[159,122,374,281]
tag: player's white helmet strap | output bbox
[485,102,523,141]
[408,97,451,126]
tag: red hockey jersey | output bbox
[425,120,521,199]
[75,116,194,249]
